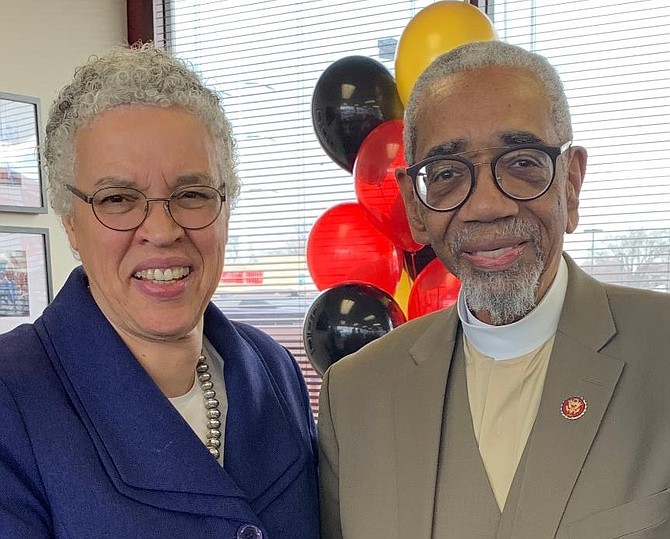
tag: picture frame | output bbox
[0,92,47,213]
[0,226,52,333]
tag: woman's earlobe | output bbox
[62,215,79,252]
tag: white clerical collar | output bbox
[457,256,568,360]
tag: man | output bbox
[318,40,670,539]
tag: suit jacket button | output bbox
[237,524,263,539]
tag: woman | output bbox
[0,44,319,538]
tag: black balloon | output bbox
[312,56,404,173]
[403,244,438,280]
[303,283,407,376]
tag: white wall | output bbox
[0,0,127,293]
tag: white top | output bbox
[168,337,227,466]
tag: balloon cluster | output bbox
[304,1,498,375]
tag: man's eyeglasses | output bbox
[406,142,572,212]
[66,184,226,231]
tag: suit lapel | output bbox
[499,257,624,538]
[393,308,460,539]
[37,268,303,520]
[433,337,502,537]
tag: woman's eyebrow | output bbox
[174,173,217,186]
[92,175,135,189]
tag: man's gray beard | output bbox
[451,219,544,326]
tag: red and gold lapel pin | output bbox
[560,396,587,420]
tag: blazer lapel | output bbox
[205,305,308,514]
[393,308,460,539]
[499,256,623,538]
[36,268,298,521]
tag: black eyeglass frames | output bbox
[406,141,572,212]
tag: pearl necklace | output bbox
[196,353,222,460]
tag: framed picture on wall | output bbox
[0,226,52,333]
[0,92,46,213]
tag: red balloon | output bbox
[407,257,461,319]
[307,202,401,296]
[353,119,423,252]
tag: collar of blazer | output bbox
[35,267,308,520]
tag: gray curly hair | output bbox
[45,43,239,216]
[403,40,572,165]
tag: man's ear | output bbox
[395,167,430,245]
[565,146,587,234]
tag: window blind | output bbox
[157,0,670,414]
[491,0,670,290]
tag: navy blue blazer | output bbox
[0,267,319,538]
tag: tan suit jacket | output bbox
[319,255,670,539]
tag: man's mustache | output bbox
[451,218,543,256]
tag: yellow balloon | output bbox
[393,269,413,317]
[395,1,498,105]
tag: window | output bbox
[157,0,670,412]
[491,0,670,291]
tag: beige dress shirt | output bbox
[465,335,554,510]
